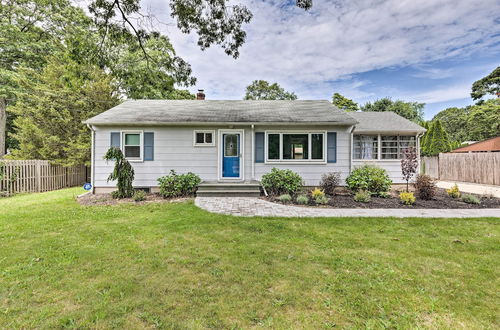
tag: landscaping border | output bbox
[195,197,500,218]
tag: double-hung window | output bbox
[353,135,378,160]
[381,135,416,159]
[266,132,325,162]
[122,131,142,161]
[194,130,215,146]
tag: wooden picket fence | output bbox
[421,153,500,185]
[0,160,87,195]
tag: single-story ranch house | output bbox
[85,96,425,194]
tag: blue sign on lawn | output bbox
[83,183,92,191]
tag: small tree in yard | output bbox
[104,147,135,198]
[401,147,418,192]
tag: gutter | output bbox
[83,120,359,127]
[86,124,96,194]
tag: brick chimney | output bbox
[196,89,205,100]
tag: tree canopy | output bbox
[360,98,425,123]
[332,93,359,112]
[89,0,312,59]
[244,80,297,100]
[431,107,471,143]
[471,66,500,101]
[466,99,500,141]
[0,0,196,159]
[8,56,119,166]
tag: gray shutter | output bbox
[327,132,337,163]
[110,132,120,148]
[255,132,264,163]
[144,132,154,161]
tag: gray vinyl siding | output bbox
[92,124,354,188]
[351,160,410,184]
[254,125,352,186]
[93,126,220,187]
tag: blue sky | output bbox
[142,0,500,119]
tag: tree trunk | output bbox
[0,98,6,158]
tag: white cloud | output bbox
[106,0,500,99]
[408,83,472,104]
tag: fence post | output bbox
[36,160,41,192]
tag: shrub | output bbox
[278,194,292,203]
[401,147,418,192]
[399,192,416,205]
[320,172,341,195]
[296,194,309,205]
[461,194,480,204]
[315,195,329,205]
[446,184,460,198]
[346,165,392,196]
[104,147,135,198]
[354,190,371,203]
[378,191,391,198]
[110,190,121,199]
[133,190,147,202]
[157,170,201,198]
[414,174,436,200]
[261,168,303,196]
[311,188,325,199]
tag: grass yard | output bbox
[0,188,499,329]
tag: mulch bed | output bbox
[77,192,189,206]
[266,188,500,209]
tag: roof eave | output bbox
[353,129,426,134]
[84,120,358,126]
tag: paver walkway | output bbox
[436,181,500,198]
[195,197,500,218]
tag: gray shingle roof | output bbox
[349,112,426,133]
[85,100,358,125]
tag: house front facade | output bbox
[85,99,425,193]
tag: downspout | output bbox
[349,125,356,173]
[251,124,255,181]
[86,124,96,194]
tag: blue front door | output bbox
[222,133,240,178]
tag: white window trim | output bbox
[352,133,418,161]
[121,130,143,162]
[193,130,215,147]
[264,131,327,164]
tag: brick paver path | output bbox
[195,197,500,218]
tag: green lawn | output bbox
[0,188,498,329]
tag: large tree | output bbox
[0,0,87,156]
[244,80,297,100]
[471,66,500,101]
[1,0,196,158]
[431,107,471,143]
[360,98,425,123]
[9,56,119,166]
[332,93,359,112]
[466,99,500,141]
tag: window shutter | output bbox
[144,132,154,161]
[110,132,120,148]
[327,132,337,163]
[255,132,265,163]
